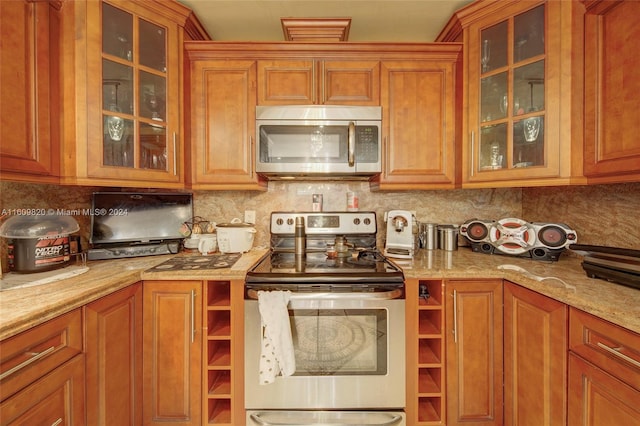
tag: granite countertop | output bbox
[1,247,638,341]
[0,249,268,341]
[398,249,640,334]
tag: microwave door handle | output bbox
[348,121,356,167]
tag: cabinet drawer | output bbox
[0,354,85,425]
[569,307,640,390]
[0,309,82,401]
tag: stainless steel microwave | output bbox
[255,105,382,179]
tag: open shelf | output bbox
[418,397,443,423]
[207,399,232,424]
[207,370,232,396]
[204,281,235,425]
[207,310,231,337]
[411,280,446,425]
[418,338,442,365]
[419,310,442,336]
[206,281,231,307]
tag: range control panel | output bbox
[270,211,377,235]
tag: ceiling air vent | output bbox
[280,17,351,42]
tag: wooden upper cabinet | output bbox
[58,0,207,188]
[438,0,586,188]
[372,58,460,190]
[187,59,266,190]
[583,0,640,183]
[257,59,380,106]
[0,0,60,182]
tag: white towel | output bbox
[257,290,296,384]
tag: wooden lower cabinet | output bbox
[0,355,85,425]
[445,279,503,426]
[568,354,640,425]
[143,280,202,426]
[85,283,143,426]
[568,308,640,425]
[503,282,567,425]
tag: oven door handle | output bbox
[249,412,403,426]
[246,288,403,301]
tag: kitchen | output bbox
[1,0,640,425]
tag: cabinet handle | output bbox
[172,132,177,176]
[51,419,63,426]
[470,131,475,177]
[596,342,640,369]
[348,122,356,167]
[250,135,254,177]
[312,63,317,104]
[452,290,458,343]
[0,345,56,380]
[321,61,326,104]
[191,289,196,343]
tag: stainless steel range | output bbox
[245,212,406,426]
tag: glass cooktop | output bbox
[246,251,404,284]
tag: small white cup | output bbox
[198,235,217,255]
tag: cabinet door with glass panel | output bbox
[465,1,568,186]
[85,1,181,184]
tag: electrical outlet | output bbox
[244,210,256,224]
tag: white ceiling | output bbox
[178,0,473,42]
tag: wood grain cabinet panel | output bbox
[0,355,85,425]
[375,59,458,189]
[188,59,265,190]
[0,309,82,402]
[143,280,202,426]
[0,0,59,182]
[257,60,315,105]
[568,353,640,425]
[85,283,143,426]
[0,309,84,424]
[583,0,640,183]
[503,282,567,426]
[568,307,640,425]
[257,59,379,105]
[445,279,503,426]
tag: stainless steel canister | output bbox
[438,225,459,251]
[419,223,438,250]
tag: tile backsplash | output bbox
[1,180,638,271]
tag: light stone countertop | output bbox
[1,247,638,341]
[0,249,268,341]
[398,249,640,334]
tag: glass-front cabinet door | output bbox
[85,0,180,183]
[465,1,570,185]
[472,4,546,176]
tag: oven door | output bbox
[244,289,405,410]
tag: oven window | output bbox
[289,308,387,376]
